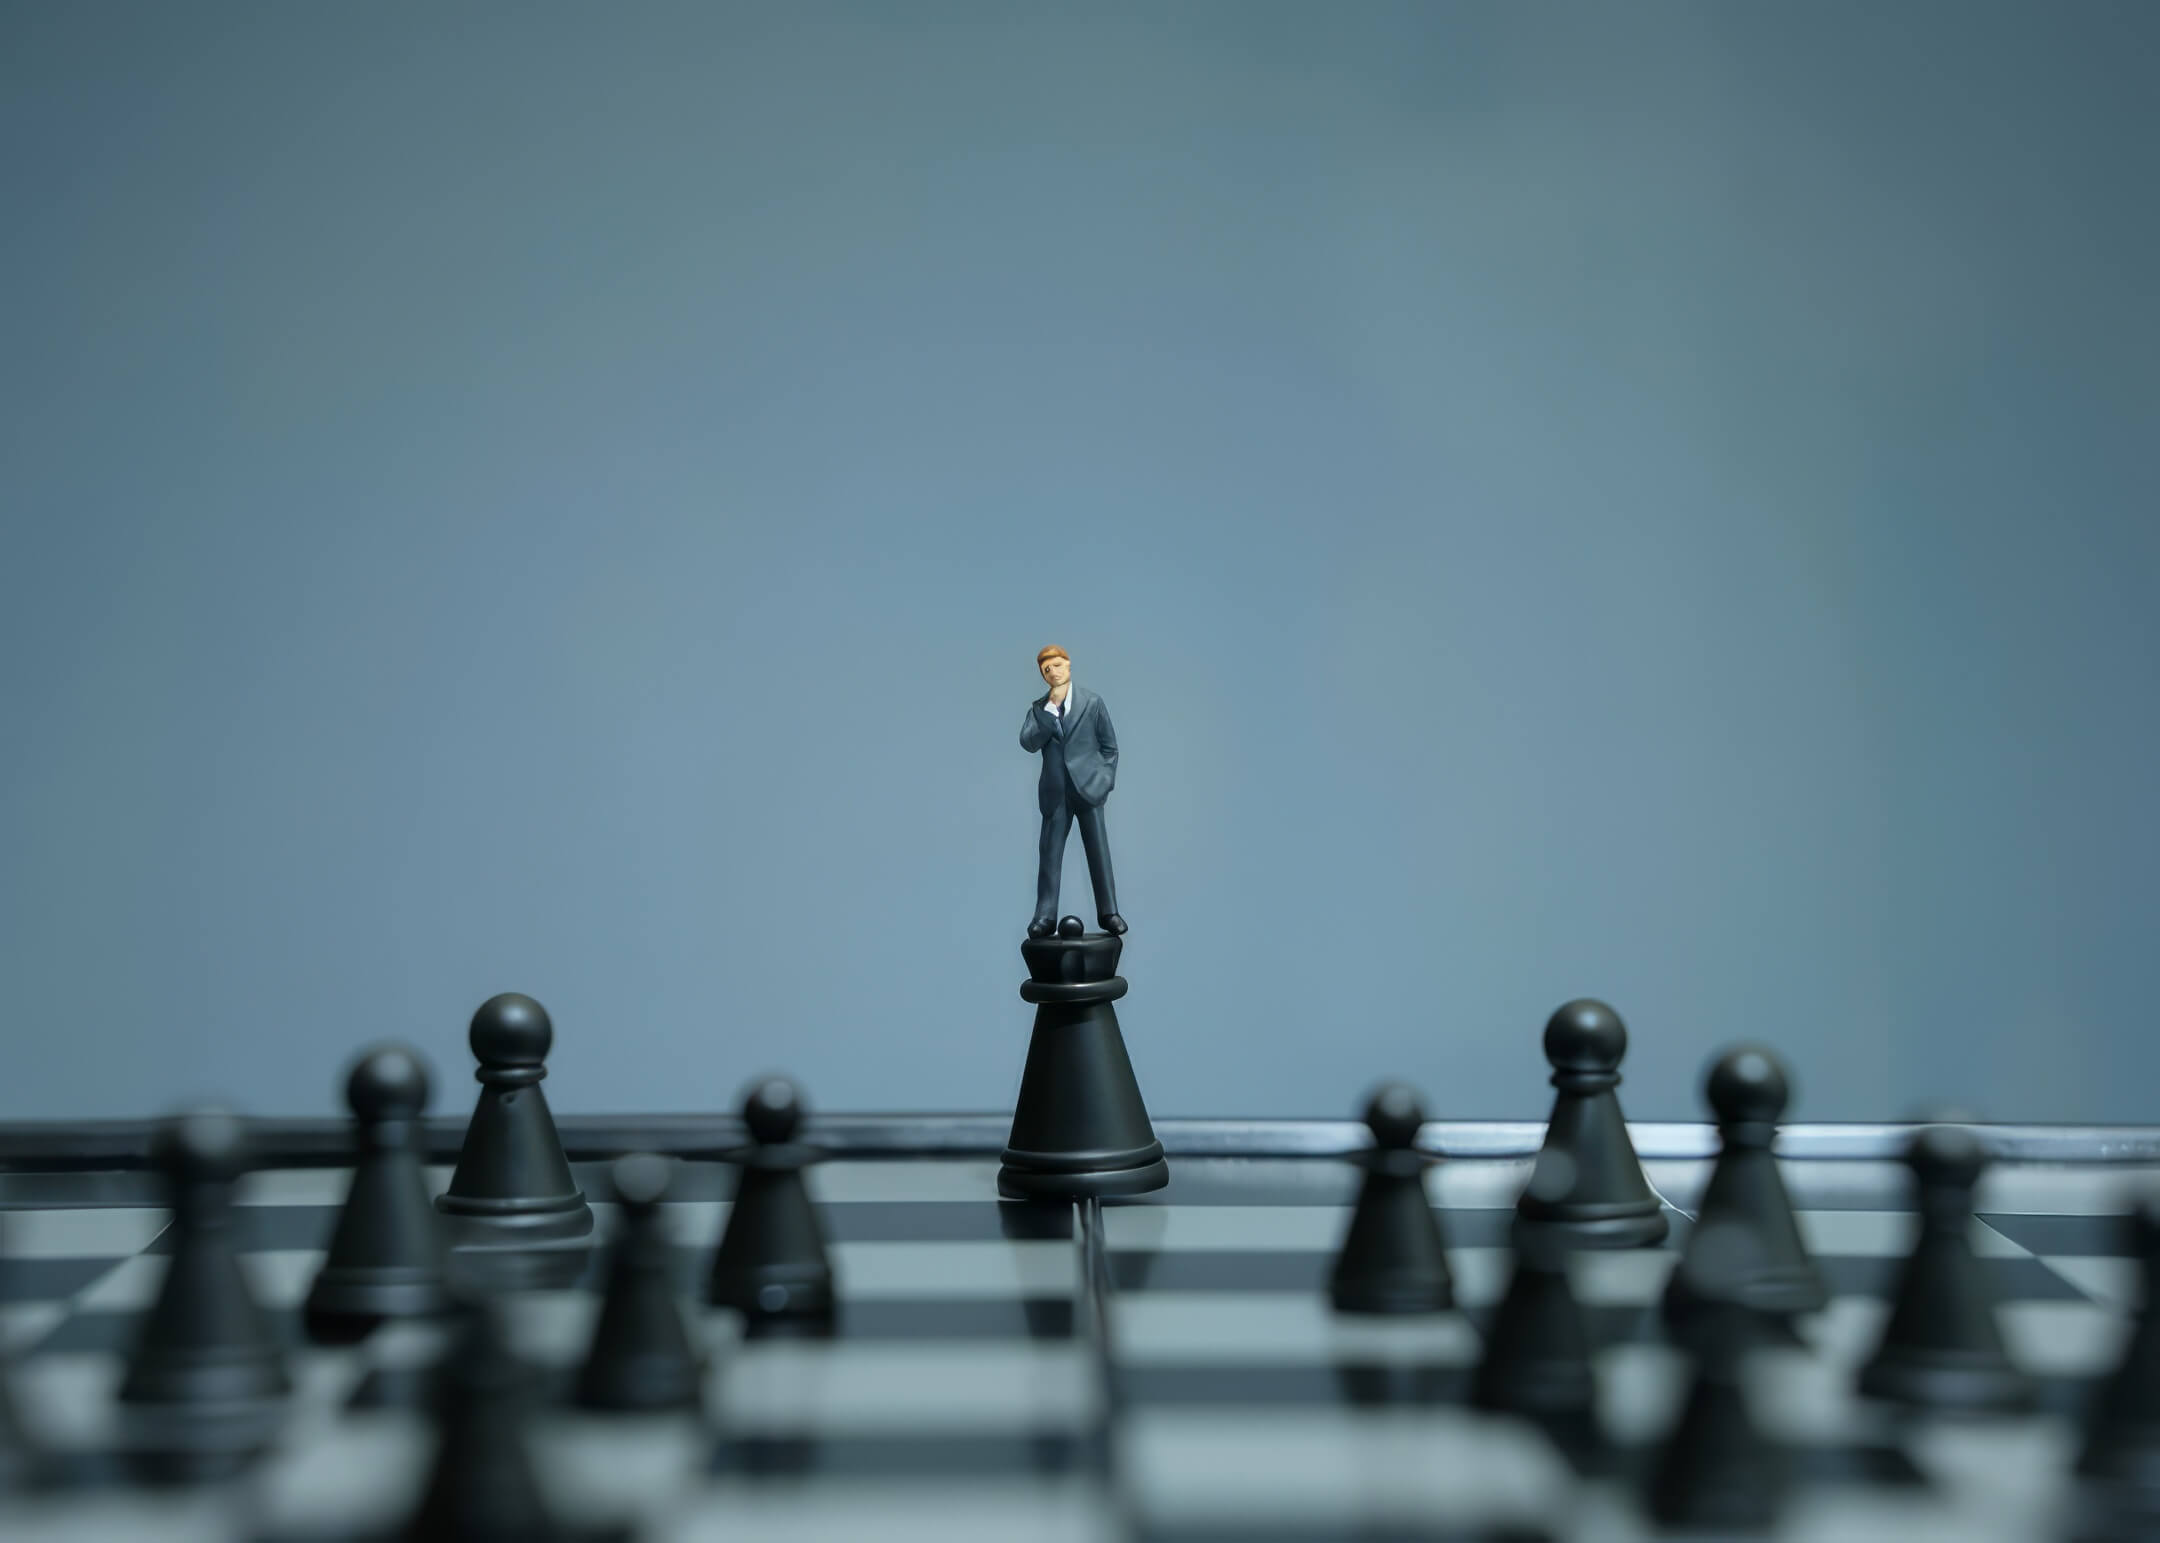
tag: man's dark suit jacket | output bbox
[1020,686,1118,811]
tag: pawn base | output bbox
[997,1152,1169,1201]
[1858,1348,2034,1413]
[434,1196,594,1247]
[1514,1207,1669,1251]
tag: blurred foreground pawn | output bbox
[998,919,1169,1199]
[1857,1122,2033,1412]
[1329,1083,1452,1313]
[708,1080,835,1321]
[436,994,593,1247]
[1645,1219,1786,1531]
[1470,1221,1597,1423]
[1663,1045,1825,1339]
[118,1109,291,1481]
[307,1044,452,1344]
[2077,1193,2160,1504]
[576,1154,703,1412]
[402,1299,564,1543]
[0,1218,37,1490]
[1514,1000,1668,1250]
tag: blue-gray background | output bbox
[4,2,2155,1126]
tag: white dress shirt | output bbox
[1047,686,1073,722]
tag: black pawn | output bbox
[576,1154,704,1412]
[436,994,593,1246]
[1329,1084,1453,1314]
[1664,1045,1826,1336]
[707,1080,835,1320]
[0,1218,38,1489]
[118,1109,291,1478]
[307,1044,452,1343]
[998,922,1169,1200]
[1514,1000,1668,1250]
[402,1300,564,1543]
[1645,1219,1786,1531]
[1857,1123,2033,1412]
[1471,1222,1597,1422]
[2078,1193,2160,1497]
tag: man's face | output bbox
[1039,654,1070,691]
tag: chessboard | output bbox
[0,1133,2152,1542]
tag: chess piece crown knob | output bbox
[349,1045,430,1124]
[744,1077,806,1147]
[470,992,553,1086]
[1543,999,1626,1091]
[1705,1045,1789,1144]
[155,1108,251,1187]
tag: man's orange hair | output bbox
[1036,645,1069,666]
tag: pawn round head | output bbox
[1058,915,1085,939]
[154,1107,251,1184]
[469,992,552,1067]
[610,1152,675,1209]
[1705,1044,1789,1125]
[1543,999,1627,1073]
[1908,1121,1988,1188]
[1361,1082,1426,1150]
[742,1077,804,1144]
[346,1043,431,1122]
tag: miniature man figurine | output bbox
[1021,646,1125,938]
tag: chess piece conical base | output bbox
[436,995,594,1248]
[1329,1148,1452,1315]
[1471,1250,1596,1418]
[1646,1370,1785,1530]
[709,1156,835,1320]
[998,981,1167,1200]
[1515,1091,1668,1250]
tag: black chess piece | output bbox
[118,1109,292,1481]
[1856,1122,2033,1412]
[707,1079,835,1320]
[0,1216,38,1490]
[307,1044,453,1344]
[1663,1045,1826,1339]
[1513,1000,1668,1250]
[997,920,1169,1200]
[2077,1192,2160,1500]
[576,1154,704,1412]
[1329,1083,1453,1314]
[401,1298,565,1543]
[1645,1219,1787,1531]
[1470,1220,1597,1422]
[435,994,593,1247]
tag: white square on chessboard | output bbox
[656,1479,1121,1543]
[1798,1211,2030,1258]
[826,1239,1073,1298]
[1113,1292,1482,1366]
[1980,1164,2160,1215]
[1426,1159,1536,1209]
[2043,1255,2139,1307]
[236,1168,356,1207]
[1125,1407,1567,1527]
[10,1352,127,1447]
[69,1249,324,1314]
[0,1489,245,1543]
[1103,1204,1347,1252]
[529,1414,712,1530]
[0,1207,166,1258]
[713,1340,1099,1435]
[808,1160,1008,1203]
[253,1414,431,1535]
[0,1302,68,1356]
